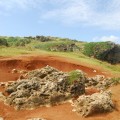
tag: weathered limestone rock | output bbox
[70,79,85,97]
[0,92,6,101]
[0,117,4,120]
[4,66,72,109]
[11,69,18,73]
[73,91,114,117]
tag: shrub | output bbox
[68,70,83,84]
[6,37,31,47]
[83,42,113,59]
[0,38,8,46]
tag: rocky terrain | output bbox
[0,65,119,119]
[73,91,114,117]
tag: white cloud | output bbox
[93,35,119,43]
[41,0,120,30]
[0,0,43,11]
[0,0,120,30]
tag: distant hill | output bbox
[0,35,119,64]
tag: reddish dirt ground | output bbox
[0,55,113,82]
[0,55,120,120]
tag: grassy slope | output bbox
[0,46,120,76]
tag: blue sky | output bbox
[0,0,120,43]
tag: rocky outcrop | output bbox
[0,65,117,117]
[5,66,71,110]
[2,66,87,110]
[73,91,114,117]
[70,79,85,97]
[50,43,80,52]
[85,75,119,90]
[101,44,120,64]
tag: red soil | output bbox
[0,55,120,120]
[0,55,113,82]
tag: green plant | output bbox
[83,42,113,59]
[68,70,83,84]
[0,38,8,46]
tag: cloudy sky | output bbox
[0,0,120,43]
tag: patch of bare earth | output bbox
[0,55,119,120]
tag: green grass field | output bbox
[0,46,119,76]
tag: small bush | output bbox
[68,70,83,84]
[6,37,31,47]
[83,42,113,59]
[0,38,8,46]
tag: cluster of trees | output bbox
[0,37,8,46]
[83,42,120,64]
[0,37,31,47]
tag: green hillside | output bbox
[0,35,120,76]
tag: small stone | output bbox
[19,70,27,74]
[93,70,96,73]
[11,69,18,73]
[0,117,4,120]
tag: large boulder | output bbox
[73,91,114,117]
[3,66,86,110]
[4,66,71,109]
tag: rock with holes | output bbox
[70,79,85,97]
[0,117,4,120]
[73,91,114,117]
[0,92,6,101]
[4,66,71,109]
[11,69,18,73]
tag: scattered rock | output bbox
[0,92,6,101]
[0,117,4,120]
[93,70,96,73]
[19,70,27,74]
[73,91,114,117]
[11,69,18,73]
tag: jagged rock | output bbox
[84,75,115,90]
[11,69,18,73]
[4,66,71,109]
[50,43,80,52]
[0,117,4,120]
[0,82,8,87]
[70,79,85,97]
[19,70,27,74]
[0,92,6,101]
[73,91,114,117]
